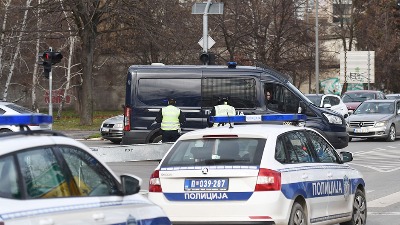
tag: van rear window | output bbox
[202,77,258,108]
[137,78,201,107]
[161,138,265,167]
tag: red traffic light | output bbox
[42,51,63,64]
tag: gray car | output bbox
[100,114,124,143]
[346,99,400,141]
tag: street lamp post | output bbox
[315,0,319,94]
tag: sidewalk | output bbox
[55,130,100,140]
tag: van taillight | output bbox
[123,106,131,131]
[149,170,162,192]
[254,168,281,191]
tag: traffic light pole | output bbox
[48,47,53,129]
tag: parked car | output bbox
[0,114,171,225]
[100,114,124,143]
[386,93,400,100]
[305,93,349,117]
[148,114,366,225]
[341,90,386,114]
[0,101,51,132]
[346,99,400,141]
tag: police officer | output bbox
[155,98,186,142]
[207,97,236,127]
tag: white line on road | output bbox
[368,191,400,208]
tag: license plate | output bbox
[354,127,369,133]
[184,178,229,191]
[102,128,109,132]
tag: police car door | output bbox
[306,130,353,220]
[282,131,329,222]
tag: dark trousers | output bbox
[162,130,180,143]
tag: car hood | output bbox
[104,115,124,124]
[344,102,362,110]
[347,114,393,122]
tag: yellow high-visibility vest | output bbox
[161,105,181,130]
[213,104,236,127]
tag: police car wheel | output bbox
[340,189,367,225]
[288,202,307,225]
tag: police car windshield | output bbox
[161,138,265,167]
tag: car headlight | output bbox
[323,113,343,125]
[375,121,387,127]
[114,123,123,128]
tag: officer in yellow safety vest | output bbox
[207,97,236,127]
[155,98,186,142]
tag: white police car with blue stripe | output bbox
[148,114,366,225]
[0,114,171,225]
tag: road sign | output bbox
[198,36,215,50]
[340,51,375,84]
[192,2,224,14]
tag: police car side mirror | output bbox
[120,174,142,195]
[339,151,353,163]
[323,103,332,109]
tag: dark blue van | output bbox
[122,63,349,149]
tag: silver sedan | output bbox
[346,99,400,141]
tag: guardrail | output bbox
[90,142,173,162]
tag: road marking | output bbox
[368,212,400,216]
[349,147,400,172]
[368,191,400,208]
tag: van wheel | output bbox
[151,134,162,143]
[386,125,396,142]
[288,202,307,225]
[340,189,367,225]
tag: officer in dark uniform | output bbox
[155,98,186,142]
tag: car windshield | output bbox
[306,95,322,106]
[161,138,266,167]
[354,102,394,115]
[342,92,375,103]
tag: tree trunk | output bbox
[79,28,95,125]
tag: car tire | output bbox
[288,202,307,225]
[385,125,396,142]
[340,189,367,225]
[151,134,162,143]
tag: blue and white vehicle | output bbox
[148,114,366,225]
[0,114,171,225]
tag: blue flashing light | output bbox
[227,61,237,69]
[210,114,307,123]
[0,114,53,126]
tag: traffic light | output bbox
[39,50,63,79]
[200,52,210,65]
[42,61,51,79]
[199,52,216,65]
[42,51,63,65]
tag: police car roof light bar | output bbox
[0,114,53,126]
[210,114,307,123]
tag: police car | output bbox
[147,114,367,225]
[0,114,171,225]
